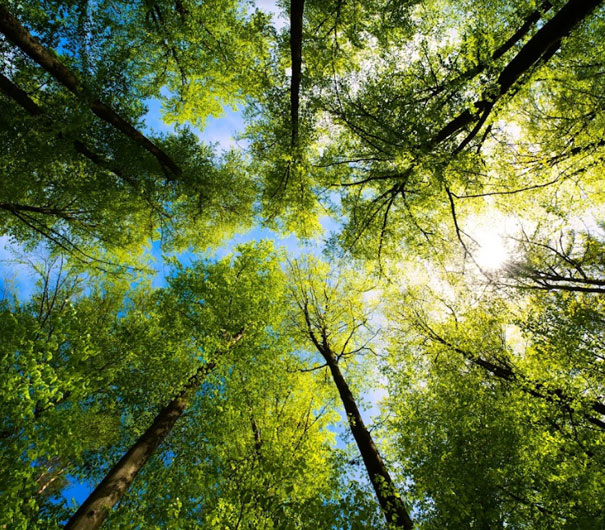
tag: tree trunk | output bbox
[447,1,552,91]
[63,362,215,530]
[0,73,131,184]
[323,348,413,529]
[491,1,552,61]
[496,0,602,95]
[0,5,181,178]
[433,0,603,146]
[289,0,305,146]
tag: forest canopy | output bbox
[0,0,604,529]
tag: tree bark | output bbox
[323,348,413,529]
[508,267,605,294]
[0,203,80,219]
[491,1,552,61]
[495,0,601,95]
[63,361,215,530]
[433,0,604,147]
[0,73,130,184]
[0,5,181,178]
[0,71,44,116]
[290,0,305,146]
[64,328,244,530]
[447,1,552,91]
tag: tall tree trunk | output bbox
[323,348,413,529]
[63,361,215,530]
[289,0,305,147]
[507,266,605,294]
[433,0,603,147]
[447,1,552,90]
[0,73,137,185]
[491,1,552,61]
[0,5,181,179]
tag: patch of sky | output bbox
[200,106,249,151]
[142,83,341,286]
[143,89,248,152]
[149,215,340,289]
[255,0,288,31]
[61,477,93,509]
[0,235,40,301]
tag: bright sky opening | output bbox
[475,232,510,270]
[465,211,516,271]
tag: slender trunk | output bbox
[472,354,605,431]
[323,349,413,529]
[511,268,605,294]
[0,72,43,116]
[0,5,181,178]
[517,283,605,295]
[0,203,82,219]
[0,73,128,183]
[433,0,603,146]
[447,1,552,91]
[496,0,601,95]
[521,270,605,287]
[63,362,215,530]
[174,0,187,20]
[424,328,605,431]
[36,464,68,495]
[492,1,552,61]
[290,0,305,146]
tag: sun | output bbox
[465,211,515,271]
[474,232,509,271]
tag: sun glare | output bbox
[475,233,509,270]
[466,211,516,271]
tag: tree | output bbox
[0,259,144,528]
[103,353,366,529]
[61,242,289,528]
[63,350,226,530]
[504,227,605,294]
[287,258,413,529]
[380,264,605,528]
[248,0,605,266]
[0,1,266,264]
[1,1,604,528]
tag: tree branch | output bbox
[0,5,182,178]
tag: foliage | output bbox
[0,0,604,528]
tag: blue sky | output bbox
[0,1,308,301]
[1,0,388,511]
[141,67,341,288]
[0,236,34,298]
